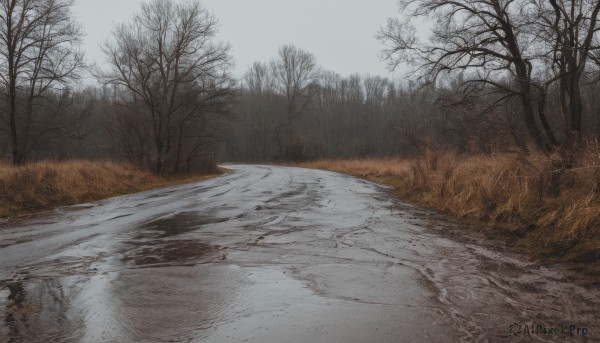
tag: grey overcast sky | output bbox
[73,0,402,79]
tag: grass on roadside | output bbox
[0,160,225,218]
[296,143,600,271]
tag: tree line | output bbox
[229,0,600,165]
[225,52,440,161]
[3,0,600,175]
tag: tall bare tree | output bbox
[99,0,234,174]
[238,62,279,159]
[0,0,83,164]
[379,0,600,153]
[270,45,320,159]
[378,0,562,151]
[538,0,600,144]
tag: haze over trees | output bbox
[226,62,435,161]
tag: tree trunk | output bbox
[537,89,559,147]
[8,80,20,165]
[174,122,185,174]
[519,87,549,152]
[155,150,163,174]
[569,72,583,135]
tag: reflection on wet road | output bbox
[0,165,598,342]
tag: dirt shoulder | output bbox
[0,161,228,218]
[292,151,600,281]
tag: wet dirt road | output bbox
[0,165,598,342]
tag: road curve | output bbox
[0,165,598,342]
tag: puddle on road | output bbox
[0,265,241,343]
[0,210,233,343]
[119,211,227,267]
[0,240,226,343]
[0,278,85,343]
[121,239,219,267]
[141,212,228,238]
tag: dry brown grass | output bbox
[0,160,224,218]
[296,143,600,268]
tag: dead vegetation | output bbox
[297,143,600,271]
[0,160,224,218]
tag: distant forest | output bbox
[2,0,600,173]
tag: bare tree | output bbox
[0,0,84,164]
[99,0,234,173]
[229,66,428,161]
[538,0,600,144]
[270,45,320,159]
[173,71,235,174]
[238,62,279,160]
[377,0,561,151]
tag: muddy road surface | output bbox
[0,165,598,342]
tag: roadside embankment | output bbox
[296,144,600,274]
[0,161,225,218]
